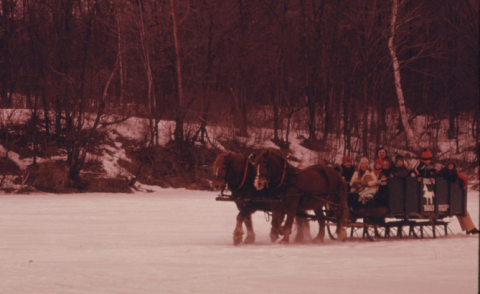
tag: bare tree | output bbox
[170,0,187,145]
[388,0,421,152]
[0,0,21,108]
[136,0,157,145]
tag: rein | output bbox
[216,157,249,191]
[255,154,289,190]
[282,182,353,213]
[276,159,287,189]
[237,159,249,189]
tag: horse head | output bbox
[253,149,287,190]
[212,152,247,191]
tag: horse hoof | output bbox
[244,235,255,244]
[270,232,280,242]
[233,235,243,245]
[279,238,289,245]
[312,237,324,244]
[338,229,347,242]
[293,236,304,243]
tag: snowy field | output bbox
[0,189,478,294]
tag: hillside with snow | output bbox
[0,109,478,193]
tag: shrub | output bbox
[26,161,73,193]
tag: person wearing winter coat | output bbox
[340,156,355,183]
[413,148,437,183]
[378,160,392,185]
[374,160,392,206]
[373,158,383,178]
[374,147,395,170]
[440,162,479,235]
[350,157,379,205]
[391,154,409,178]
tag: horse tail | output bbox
[338,176,350,223]
[333,174,349,241]
[316,166,349,221]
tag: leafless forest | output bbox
[0,0,478,189]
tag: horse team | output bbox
[212,149,349,245]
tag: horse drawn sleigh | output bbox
[325,176,467,240]
[213,149,467,244]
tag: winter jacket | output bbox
[378,169,392,186]
[391,165,409,178]
[413,160,437,179]
[350,168,379,193]
[440,163,468,189]
[341,164,356,182]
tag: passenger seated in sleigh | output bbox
[371,154,409,209]
[348,157,380,211]
[347,156,398,215]
[372,159,393,206]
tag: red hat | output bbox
[342,156,351,163]
[421,148,433,160]
[375,158,383,165]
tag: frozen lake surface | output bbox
[0,189,478,294]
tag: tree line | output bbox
[0,0,478,181]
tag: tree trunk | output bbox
[115,4,125,106]
[200,12,215,143]
[171,0,185,145]
[388,0,420,152]
[341,75,351,156]
[362,76,369,157]
[137,0,155,146]
[272,88,280,142]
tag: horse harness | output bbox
[215,155,249,196]
[255,155,288,189]
[281,182,346,211]
[256,155,345,210]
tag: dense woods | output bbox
[0,0,478,185]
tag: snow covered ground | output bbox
[0,188,478,294]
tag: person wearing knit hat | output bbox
[392,154,409,178]
[421,148,433,160]
[440,162,479,235]
[340,155,355,183]
[395,154,404,163]
[413,148,438,216]
[413,148,437,182]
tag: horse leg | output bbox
[233,211,246,245]
[312,208,326,244]
[243,213,256,244]
[270,209,284,242]
[335,207,347,241]
[294,216,312,243]
[280,208,296,244]
[293,216,303,243]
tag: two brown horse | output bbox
[212,151,310,245]
[253,149,349,244]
